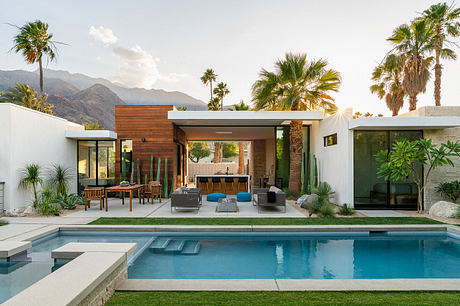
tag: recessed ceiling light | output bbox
[215,131,232,134]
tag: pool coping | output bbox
[7,224,460,293]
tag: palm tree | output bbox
[419,2,460,106]
[213,82,230,111]
[47,165,74,196]
[200,69,218,100]
[0,83,53,114]
[252,53,341,195]
[18,163,43,207]
[11,20,59,112]
[388,20,434,111]
[208,97,222,163]
[370,54,406,116]
[231,100,250,174]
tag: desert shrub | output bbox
[435,181,460,203]
[57,193,83,210]
[312,182,335,205]
[37,188,61,215]
[338,203,355,216]
[318,204,335,218]
[457,205,460,219]
[307,198,324,214]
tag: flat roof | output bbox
[168,110,324,126]
[349,116,460,130]
[65,130,117,140]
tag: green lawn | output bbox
[107,291,460,305]
[89,217,443,226]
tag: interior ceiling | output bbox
[181,126,275,141]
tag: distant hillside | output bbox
[49,84,126,130]
[0,69,208,129]
[41,69,207,110]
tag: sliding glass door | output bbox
[78,140,116,193]
[353,131,422,209]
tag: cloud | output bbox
[110,45,187,89]
[89,26,118,45]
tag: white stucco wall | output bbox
[310,108,354,206]
[0,103,83,212]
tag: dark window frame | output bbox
[323,133,338,147]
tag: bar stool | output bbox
[237,177,248,193]
[212,177,222,193]
[224,177,235,195]
[198,177,210,194]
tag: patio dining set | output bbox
[83,181,162,212]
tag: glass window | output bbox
[78,141,97,192]
[323,133,337,147]
[353,130,423,208]
[275,126,290,189]
[120,139,133,179]
[98,141,116,187]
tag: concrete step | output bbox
[164,240,186,252]
[181,240,200,255]
[149,237,171,250]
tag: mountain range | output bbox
[0,69,207,129]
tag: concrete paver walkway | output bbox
[356,210,409,217]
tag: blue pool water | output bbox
[128,231,460,279]
[24,230,460,280]
[2,229,459,303]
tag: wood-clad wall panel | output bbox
[115,105,179,189]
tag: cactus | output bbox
[130,160,134,184]
[122,150,127,181]
[170,177,175,197]
[136,158,141,184]
[156,157,161,182]
[313,154,318,189]
[163,158,168,197]
[119,174,123,198]
[150,155,154,181]
[145,174,148,185]
[306,152,311,194]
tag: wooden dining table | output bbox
[104,184,145,212]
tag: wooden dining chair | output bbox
[84,186,105,211]
[146,181,162,203]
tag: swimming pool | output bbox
[26,230,460,280]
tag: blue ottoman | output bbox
[236,192,252,202]
[207,193,227,202]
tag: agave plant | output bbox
[312,181,335,205]
[47,164,73,196]
[18,163,43,206]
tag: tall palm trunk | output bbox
[213,142,220,163]
[210,81,213,100]
[434,53,441,106]
[409,95,417,111]
[434,25,442,107]
[288,120,303,195]
[238,142,245,174]
[38,57,44,112]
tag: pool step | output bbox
[181,240,200,255]
[150,237,171,250]
[164,240,186,252]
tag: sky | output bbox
[1,0,460,116]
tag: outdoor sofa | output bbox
[170,187,202,213]
[253,186,286,213]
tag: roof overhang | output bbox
[65,130,117,140]
[168,110,324,126]
[349,116,460,130]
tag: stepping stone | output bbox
[165,240,186,252]
[150,237,171,250]
[181,240,200,255]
